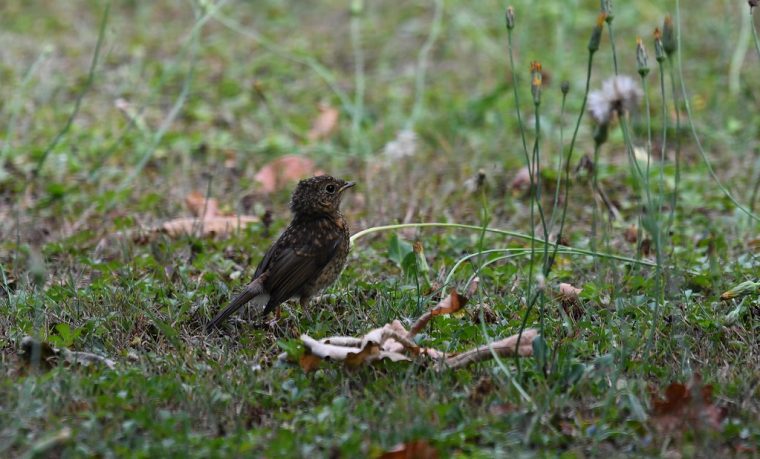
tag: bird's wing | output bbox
[262,227,341,310]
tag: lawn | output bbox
[1,0,759,457]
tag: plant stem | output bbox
[350,222,659,267]
[34,3,110,175]
[408,0,443,128]
[350,3,365,155]
[674,0,760,222]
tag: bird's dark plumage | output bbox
[206,175,354,331]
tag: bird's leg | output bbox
[299,295,315,324]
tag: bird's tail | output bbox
[206,277,268,331]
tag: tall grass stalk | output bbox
[1,50,51,166]
[408,0,443,128]
[350,223,659,268]
[750,4,760,59]
[530,74,550,342]
[34,3,110,174]
[504,11,542,321]
[666,60,681,234]
[548,87,569,234]
[349,0,366,156]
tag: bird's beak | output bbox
[339,181,355,193]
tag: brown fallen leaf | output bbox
[158,216,258,238]
[623,225,638,244]
[144,192,258,240]
[510,166,534,193]
[442,328,537,369]
[254,155,319,193]
[650,374,726,434]
[299,352,323,372]
[379,440,438,459]
[296,298,538,371]
[469,376,494,404]
[345,342,381,368]
[300,334,411,367]
[307,103,340,141]
[185,191,219,218]
[408,288,469,338]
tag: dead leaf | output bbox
[650,375,726,433]
[157,216,258,238]
[138,192,258,241]
[443,329,538,370]
[469,376,494,404]
[468,303,498,324]
[307,103,339,141]
[299,352,322,372]
[510,166,533,193]
[254,155,318,193]
[379,440,438,459]
[408,288,469,338]
[297,304,537,371]
[624,225,638,243]
[185,191,219,218]
[640,238,652,256]
[466,277,480,297]
[345,342,381,368]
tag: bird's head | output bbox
[289,175,355,216]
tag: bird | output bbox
[206,175,355,331]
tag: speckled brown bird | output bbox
[206,175,354,331]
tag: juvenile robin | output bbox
[206,175,355,331]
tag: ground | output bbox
[1,0,759,457]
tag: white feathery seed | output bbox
[587,75,643,125]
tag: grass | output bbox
[1,0,759,457]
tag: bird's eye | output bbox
[325,184,337,194]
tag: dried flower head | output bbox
[636,37,650,77]
[601,0,614,22]
[505,6,515,30]
[588,12,607,53]
[662,16,677,56]
[561,80,570,95]
[587,75,643,126]
[530,61,543,106]
[654,28,666,63]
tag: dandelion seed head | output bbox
[587,75,642,126]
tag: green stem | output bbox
[408,0,443,128]
[674,0,760,222]
[667,61,681,235]
[506,28,530,165]
[1,50,51,163]
[607,21,619,75]
[751,7,760,60]
[591,143,602,255]
[351,222,659,267]
[349,6,365,155]
[34,3,110,174]
[549,52,596,271]
[548,91,568,233]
